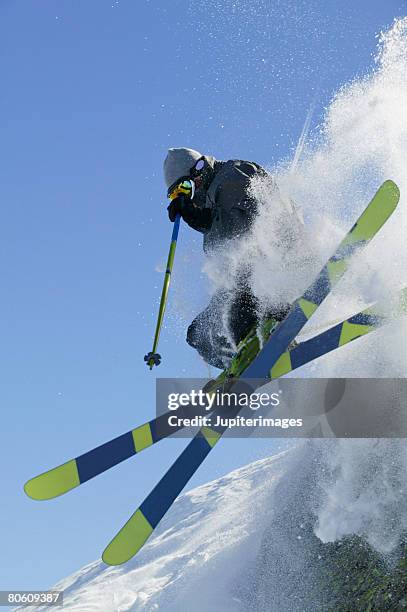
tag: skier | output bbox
[164,147,292,369]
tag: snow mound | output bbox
[17,440,407,612]
[19,453,286,612]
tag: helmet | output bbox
[163,148,203,189]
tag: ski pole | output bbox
[144,214,181,369]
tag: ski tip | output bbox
[341,179,401,250]
[24,460,80,500]
[102,509,153,566]
[24,477,52,501]
[382,179,400,201]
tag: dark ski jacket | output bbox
[181,158,269,253]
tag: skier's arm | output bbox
[226,192,257,234]
[215,161,266,234]
[167,195,213,233]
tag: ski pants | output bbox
[186,287,259,369]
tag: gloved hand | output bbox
[167,194,193,222]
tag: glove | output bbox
[167,194,192,222]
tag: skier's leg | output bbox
[228,287,259,345]
[187,291,234,369]
[187,280,291,368]
[229,285,291,347]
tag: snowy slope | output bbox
[18,438,407,612]
[20,453,286,612]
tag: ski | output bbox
[24,405,208,501]
[101,180,400,565]
[24,282,407,502]
[272,285,407,378]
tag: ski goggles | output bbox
[190,158,205,177]
[167,178,196,201]
[166,158,206,200]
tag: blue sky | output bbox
[1,0,404,594]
